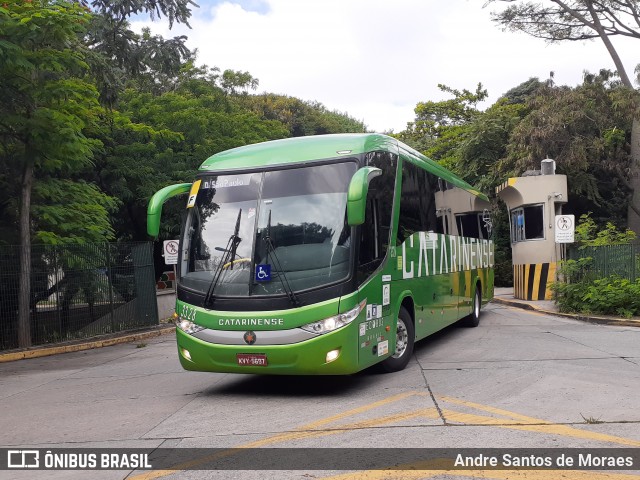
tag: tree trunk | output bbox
[583,1,633,87]
[627,117,640,233]
[18,159,33,348]
[582,2,640,232]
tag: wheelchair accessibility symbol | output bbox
[255,264,271,282]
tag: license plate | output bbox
[236,353,268,366]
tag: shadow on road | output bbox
[203,372,378,397]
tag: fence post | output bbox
[53,245,62,339]
[105,243,116,333]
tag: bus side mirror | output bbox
[147,183,192,237]
[347,167,381,226]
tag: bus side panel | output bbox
[395,233,494,340]
[411,274,458,341]
[396,233,462,340]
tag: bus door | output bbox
[355,151,396,369]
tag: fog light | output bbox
[181,348,192,361]
[326,349,340,363]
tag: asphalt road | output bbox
[1,303,639,480]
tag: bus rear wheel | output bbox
[378,306,414,373]
[461,286,481,328]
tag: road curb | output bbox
[491,297,640,328]
[0,325,176,363]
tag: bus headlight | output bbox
[301,300,366,334]
[177,318,205,335]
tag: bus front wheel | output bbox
[378,306,414,373]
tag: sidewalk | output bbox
[492,286,640,327]
[0,323,175,363]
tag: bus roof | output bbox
[199,133,395,171]
[199,133,488,201]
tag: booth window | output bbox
[510,205,544,242]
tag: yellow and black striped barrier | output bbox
[513,263,556,300]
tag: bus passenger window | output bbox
[397,161,439,244]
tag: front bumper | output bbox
[176,324,361,375]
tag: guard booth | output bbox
[496,159,568,300]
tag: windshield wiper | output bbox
[262,210,299,306]
[204,209,242,307]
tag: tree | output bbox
[237,93,367,137]
[456,99,527,192]
[79,0,196,105]
[0,0,107,347]
[487,0,640,232]
[396,83,487,158]
[505,70,635,226]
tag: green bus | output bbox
[148,134,494,375]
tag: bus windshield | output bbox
[180,161,357,299]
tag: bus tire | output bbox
[378,306,414,373]
[461,286,481,328]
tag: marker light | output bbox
[301,300,366,335]
[326,349,340,363]
[181,348,192,361]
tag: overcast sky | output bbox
[133,0,640,133]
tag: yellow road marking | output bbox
[131,391,423,479]
[292,391,424,430]
[296,408,437,438]
[132,392,640,480]
[322,465,640,480]
[439,409,640,447]
[438,395,545,423]
[437,396,640,447]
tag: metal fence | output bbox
[0,242,159,351]
[567,243,640,282]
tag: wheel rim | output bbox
[474,290,480,318]
[392,318,408,359]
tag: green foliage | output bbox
[455,99,527,192]
[505,71,635,225]
[237,93,367,137]
[554,218,638,316]
[553,270,640,317]
[0,0,115,244]
[501,78,544,104]
[0,0,121,346]
[32,179,117,244]
[574,213,636,247]
[396,79,535,190]
[492,200,513,287]
[83,0,195,105]
[397,83,487,155]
